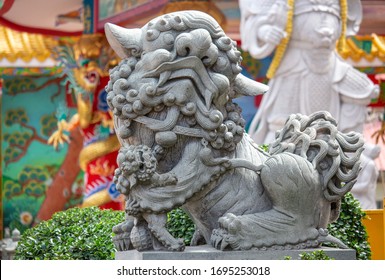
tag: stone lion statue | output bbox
[105,11,363,252]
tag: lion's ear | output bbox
[233,74,269,98]
[104,23,143,59]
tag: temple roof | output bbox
[1,1,385,68]
[0,25,58,64]
[339,34,385,66]
[1,25,384,69]
[0,25,80,73]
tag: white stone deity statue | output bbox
[240,0,380,144]
[351,143,381,209]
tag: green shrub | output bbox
[167,208,195,245]
[326,192,371,260]
[284,250,335,260]
[14,206,194,259]
[14,193,370,260]
[14,207,124,260]
[299,250,335,260]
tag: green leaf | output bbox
[14,207,125,260]
[327,193,371,260]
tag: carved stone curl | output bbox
[105,11,363,252]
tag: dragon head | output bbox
[55,33,119,97]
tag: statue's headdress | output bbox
[267,0,361,79]
[294,0,341,17]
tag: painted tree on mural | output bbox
[3,109,57,166]
[2,76,84,225]
[3,166,50,198]
[3,76,63,99]
[36,126,84,222]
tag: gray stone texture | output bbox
[105,10,364,253]
[115,245,356,260]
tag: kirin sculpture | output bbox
[105,11,363,252]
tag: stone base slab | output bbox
[115,245,356,260]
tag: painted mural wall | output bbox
[1,74,83,234]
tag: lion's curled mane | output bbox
[105,11,363,252]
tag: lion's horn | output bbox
[233,74,269,98]
[105,23,143,59]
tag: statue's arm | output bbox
[334,58,379,105]
[239,0,288,59]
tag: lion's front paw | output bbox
[211,228,231,250]
[211,213,247,251]
[218,213,242,235]
[112,219,135,251]
[211,213,239,251]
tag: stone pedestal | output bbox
[115,245,356,260]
